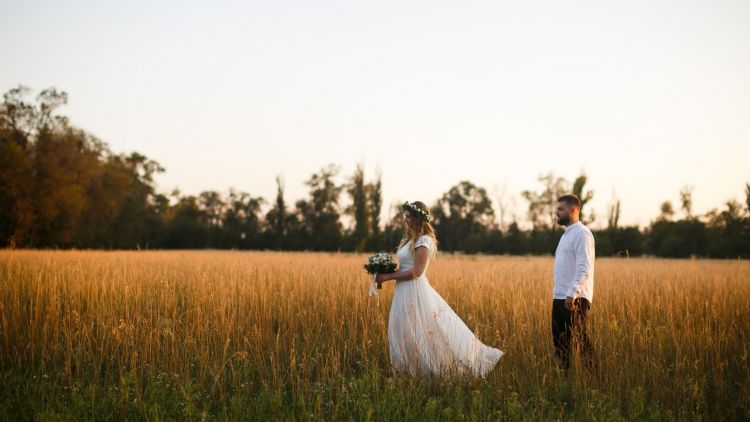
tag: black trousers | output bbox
[552,298,596,370]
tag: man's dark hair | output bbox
[557,194,581,208]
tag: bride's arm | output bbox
[375,247,430,284]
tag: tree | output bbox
[31,126,103,246]
[36,88,69,130]
[503,220,528,255]
[379,201,408,252]
[608,198,621,230]
[368,168,383,236]
[346,162,369,251]
[679,186,694,218]
[300,164,343,250]
[431,181,495,252]
[706,200,745,257]
[0,111,35,245]
[492,179,512,232]
[264,175,289,248]
[199,191,224,229]
[108,152,166,248]
[522,172,569,229]
[80,151,135,247]
[1,86,36,148]
[572,172,595,223]
[0,85,169,248]
[223,189,264,249]
[658,201,674,221]
[0,86,76,246]
[164,195,209,248]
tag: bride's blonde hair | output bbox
[397,201,439,257]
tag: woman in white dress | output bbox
[375,201,503,378]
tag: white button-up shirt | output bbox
[553,221,595,302]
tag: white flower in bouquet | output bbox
[363,252,396,294]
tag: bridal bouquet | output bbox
[363,252,396,296]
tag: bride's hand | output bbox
[375,273,389,284]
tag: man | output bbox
[552,194,597,370]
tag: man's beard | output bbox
[557,215,570,226]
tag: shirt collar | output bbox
[564,221,583,232]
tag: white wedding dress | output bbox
[388,235,503,378]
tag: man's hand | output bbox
[564,296,577,311]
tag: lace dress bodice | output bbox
[396,235,434,273]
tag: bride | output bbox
[375,201,503,378]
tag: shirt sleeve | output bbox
[415,235,433,250]
[567,230,595,299]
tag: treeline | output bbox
[2,86,749,258]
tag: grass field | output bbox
[1,250,748,420]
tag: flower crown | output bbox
[401,201,432,222]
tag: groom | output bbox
[552,194,597,370]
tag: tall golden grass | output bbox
[1,250,748,419]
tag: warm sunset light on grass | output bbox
[1,250,748,419]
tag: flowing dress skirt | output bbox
[388,276,503,377]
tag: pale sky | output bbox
[2,0,749,229]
